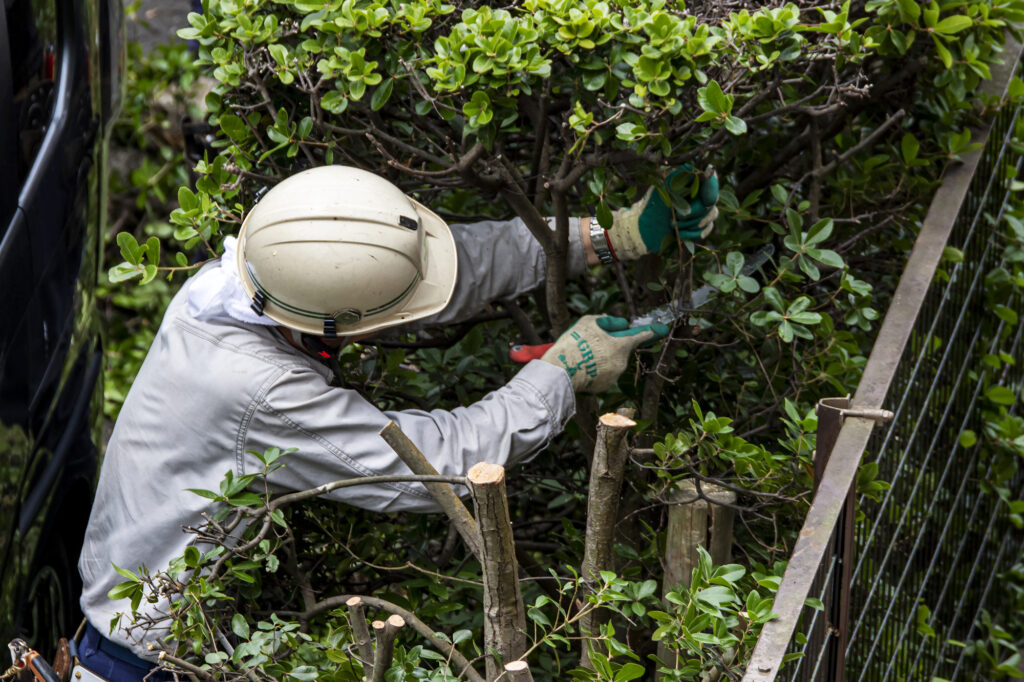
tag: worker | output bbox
[75,165,719,681]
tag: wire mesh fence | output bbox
[841,60,1024,682]
[744,38,1024,682]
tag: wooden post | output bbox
[579,411,636,668]
[664,480,736,589]
[379,421,482,559]
[659,479,737,676]
[467,462,528,680]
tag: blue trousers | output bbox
[78,623,173,682]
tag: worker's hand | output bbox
[540,315,669,393]
[606,166,719,261]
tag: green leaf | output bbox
[614,663,646,681]
[116,232,143,265]
[959,430,977,448]
[805,597,824,611]
[698,80,731,115]
[268,43,288,67]
[762,286,785,312]
[932,15,972,34]
[178,186,198,212]
[897,0,921,21]
[288,666,319,681]
[144,237,160,266]
[184,546,201,568]
[695,585,736,607]
[596,202,613,230]
[321,90,348,114]
[724,115,747,135]
[108,262,144,283]
[220,114,249,142]
[370,78,394,111]
[1010,76,1024,101]
[994,305,1019,325]
[107,580,140,601]
[942,246,965,263]
[112,563,140,582]
[227,492,263,507]
[186,488,221,500]
[139,264,158,286]
[901,133,920,164]
[805,218,834,245]
[808,248,844,269]
[985,386,1017,405]
[931,35,953,69]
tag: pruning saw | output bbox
[508,244,775,363]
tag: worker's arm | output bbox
[408,168,719,329]
[403,216,592,330]
[244,358,575,513]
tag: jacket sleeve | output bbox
[242,359,575,513]
[407,217,586,329]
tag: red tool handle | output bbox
[509,343,554,363]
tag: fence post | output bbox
[663,480,737,589]
[812,397,855,682]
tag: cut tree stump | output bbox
[503,660,534,681]
[467,462,528,681]
[579,410,636,669]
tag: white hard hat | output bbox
[235,166,458,337]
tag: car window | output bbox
[5,0,59,185]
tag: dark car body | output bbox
[0,0,122,653]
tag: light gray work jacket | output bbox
[78,218,581,657]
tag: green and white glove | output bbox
[604,166,719,262]
[541,315,670,393]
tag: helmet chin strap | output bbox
[283,328,349,386]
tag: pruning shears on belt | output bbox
[509,244,775,363]
[5,639,61,682]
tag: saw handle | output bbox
[509,343,554,363]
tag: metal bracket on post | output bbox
[810,396,892,682]
[838,407,894,422]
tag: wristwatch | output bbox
[589,217,616,264]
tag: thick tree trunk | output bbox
[467,462,528,680]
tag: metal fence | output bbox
[743,37,1024,682]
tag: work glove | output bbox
[606,166,719,262]
[541,315,669,393]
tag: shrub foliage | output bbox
[103,0,1024,679]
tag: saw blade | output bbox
[629,244,775,328]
